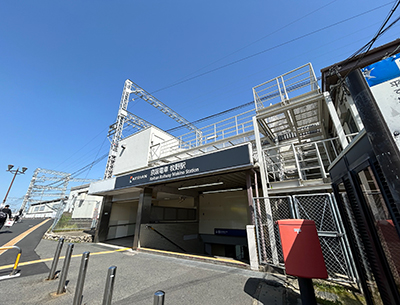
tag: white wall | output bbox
[113,126,179,176]
[113,128,152,175]
[107,201,138,239]
[199,190,250,234]
[140,223,202,253]
[72,199,101,219]
[88,178,116,195]
[26,202,59,218]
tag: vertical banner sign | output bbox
[362,54,400,150]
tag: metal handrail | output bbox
[262,133,359,182]
[0,245,22,278]
[146,225,187,253]
[149,109,256,161]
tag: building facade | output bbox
[89,39,400,304]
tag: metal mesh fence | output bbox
[50,199,100,232]
[293,194,338,231]
[254,196,293,266]
[52,212,94,232]
[293,194,356,282]
[254,193,358,284]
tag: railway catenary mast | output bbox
[104,79,201,179]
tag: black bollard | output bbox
[73,252,90,305]
[57,243,74,294]
[48,237,64,280]
[102,266,117,305]
[153,290,165,305]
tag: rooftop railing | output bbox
[253,63,319,112]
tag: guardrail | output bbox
[0,245,22,280]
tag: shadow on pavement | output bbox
[244,277,300,304]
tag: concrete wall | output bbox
[72,199,101,219]
[139,222,202,253]
[199,190,249,234]
[27,202,59,218]
[107,201,138,239]
[113,128,152,175]
[67,185,103,219]
[113,126,178,176]
[89,178,116,194]
[153,197,195,208]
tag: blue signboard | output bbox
[214,228,247,237]
[362,53,400,87]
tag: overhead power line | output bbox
[159,0,339,90]
[152,2,394,94]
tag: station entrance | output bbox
[98,168,256,263]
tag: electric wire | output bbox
[154,0,339,92]
[22,1,400,204]
[329,0,400,92]
[151,2,395,95]
[180,19,393,120]
[168,4,400,133]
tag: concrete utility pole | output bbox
[2,165,28,206]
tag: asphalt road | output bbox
[0,218,53,277]
[0,218,297,304]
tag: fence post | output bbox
[154,290,165,305]
[48,237,64,280]
[102,266,117,305]
[73,252,90,305]
[57,243,74,294]
[51,199,67,231]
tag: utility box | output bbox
[276,219,328,279]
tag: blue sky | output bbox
[1,1,399,211]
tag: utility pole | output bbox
[3,165,28,206]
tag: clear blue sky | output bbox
[1,1,399,211]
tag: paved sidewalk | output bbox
[1,239,298,304]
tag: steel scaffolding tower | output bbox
[21,168,97,211]
[104,79,201,179]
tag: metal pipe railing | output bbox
[0,245,22,276]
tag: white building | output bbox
[25,198,62,218]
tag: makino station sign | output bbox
[115,144,253,189]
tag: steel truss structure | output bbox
[104,79,201,179]
[21,168,97,211]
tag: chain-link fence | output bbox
[254,196,293,267]
[253,193,358,284]
[50,199,100,232]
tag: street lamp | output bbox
[2,165,28,206]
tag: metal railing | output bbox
[253,194,358,285]
[0,246,22,280]
[262,133,358,182]
[149,109,255,162]
[253,63,319,112]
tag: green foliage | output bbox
[53,212,78,231]
[314,281,366,305]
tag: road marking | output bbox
[0,219,51,255]
[0,247,131,270]
[140,247,249,267]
